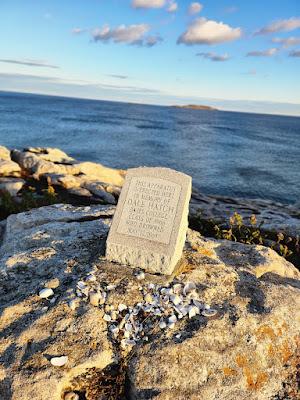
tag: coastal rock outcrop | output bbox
[1,146,299,243]
[0,204,299,399]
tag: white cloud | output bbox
[188,2,203,15]
[177,17,242,45]
[289,50,300,57]
[72,28,86,35]
[92,24,162,47]
[167,2,178,12]
[272,36,300,47]
[246,48,279,57]
[132,0,165,9]
[92,24,150,46]
[197,52,230,61]
[0,58,59,69]
[255,17,300,35]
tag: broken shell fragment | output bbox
[118,303,127,312]
[159,320,167,329]
[103,314,112,322]
[50,355,68,367]
[188,305,199,319]
[183,282,196,296]
[202,308,218,317]
[170,294,182,306]
[136,271,145,280]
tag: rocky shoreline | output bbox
[0,146,299,266]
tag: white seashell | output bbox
[39,288,54,299]
[148,283,155,290]
[170,294,182,306]
[41,306,48,312]
[183,282,196,296]
[159,320,167,329]
[173,306,183,319]
[132,307,139,316]
[143,305,152,313]
[50,355,68,367]
[136,271,145,280]
[125,323,133,332]
[89,292,101,307]
[124,331,131,339]
[64,392,79,400]
[178,306,188,316]
[161,288,171,295]
[118,303,127,312]
[173,283,183,294]
[103,314,111,322]
[168,315,177,324]
[77,281,86,290]
[202,308,218,317]
[106,284,116,291]
[188,305,199,319]
[193,300,204,310]
[86,274,96,282]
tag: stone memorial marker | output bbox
[106,167,192,275]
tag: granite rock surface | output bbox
[0,204,299,400]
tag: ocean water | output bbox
[0,91,299,205]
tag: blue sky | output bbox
[0,0,300,115]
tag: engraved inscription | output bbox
[117,177,181,244]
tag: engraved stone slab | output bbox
[106,167,192,275]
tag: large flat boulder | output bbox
[0,160,21,177]
[0,205,299,400]
[0,146,11,161]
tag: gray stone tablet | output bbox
[106,167,192,275]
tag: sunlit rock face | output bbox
[0,204,299,400]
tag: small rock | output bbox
[89,291,101,307]
[50,355,68,367]
[39,288,54,299]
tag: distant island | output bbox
[172,104,218,111]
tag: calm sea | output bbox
[0,91,299,205]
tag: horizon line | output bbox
[0,89,299,119]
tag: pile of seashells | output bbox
[40,268,218,350]
[76,270,218,349]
